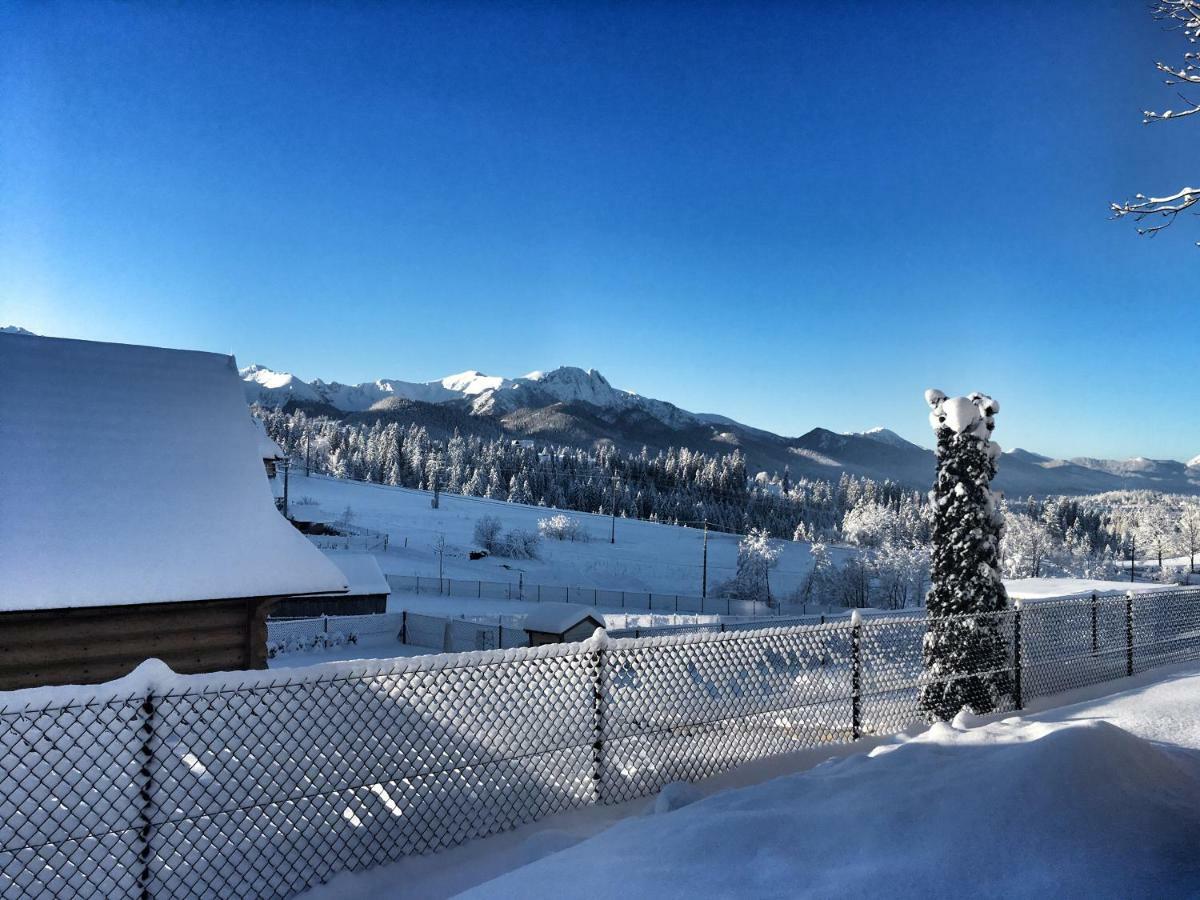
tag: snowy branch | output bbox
[1115,1,1200,243]
[1110,186,1200,237]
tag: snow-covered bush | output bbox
[498,528,540,559]
[538,514,589,542]
[922,390,1011,720]
[266,630,358,658]
[474,515,503,552]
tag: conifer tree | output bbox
[921,389,1012,719]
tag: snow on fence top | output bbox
[318,550,390,596]
[0,332,347,611]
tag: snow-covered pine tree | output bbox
[921,389,1012,720]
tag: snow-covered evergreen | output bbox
[921,390,1012,719]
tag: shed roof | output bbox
[319,551,390,597]
[0,333,347,611]
[522,602,605,635]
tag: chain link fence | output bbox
[385,574,785,617]
[3,588,1200,898]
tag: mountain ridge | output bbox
[241,362,1200,497]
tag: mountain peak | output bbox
[849,427,919,450]
[1,325,35,336]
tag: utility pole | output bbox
[702,519,709,599]
[610,477,617,544]
[436,534,445,583]
[1130,533,1136,584]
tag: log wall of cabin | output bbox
[0,597,278,691]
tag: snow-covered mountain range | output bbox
[242,362,1200,497]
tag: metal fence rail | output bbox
[385,574,786,618]
[3,588,1200,898]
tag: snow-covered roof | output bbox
[1005,578,1176,602]
[522,602,605,634]
[0,333,347,611]
[318,551,390,597]
[252,416,285,461]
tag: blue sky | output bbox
[2,1,1196,460]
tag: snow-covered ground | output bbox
[1004,577,1178,600]
[300,663,1200,899]
[276,473,853,601]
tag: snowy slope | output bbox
[462,713,1200,899]
[276,472,849,601]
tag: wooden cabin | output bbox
[272,552,391,618]
[523,603,606,646]
[0,332,348,691]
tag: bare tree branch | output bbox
[1111,186,1200,238]
[1114,1,1199,243]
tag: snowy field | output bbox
[1005,577,1178,600]
[300,663,1200,899]
[275,473,854,601]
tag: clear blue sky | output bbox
[2,1,1196,460]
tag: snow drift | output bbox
[465,717,1200,898]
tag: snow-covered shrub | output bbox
[1157,565,1185,585]
[922,390,1011,720]
[538,514,589,542]
[292,495,318,507]
[267,630,357,658]
[474,515,503,552]
[499,528,540,559]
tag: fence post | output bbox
[591,646,605,805]
[1091,592,1098,657]
[675,595,679,612]
[137,691,156,900]
[1013,601,1023,710]
[400,610,407,645]
[478,581,481,598]
[850,610,862,740]
[1126,591,1135,676]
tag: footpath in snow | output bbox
[302,664,1200,899]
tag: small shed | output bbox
[523,603,606,646]
[0,333,348,690]
[273,552,391,618]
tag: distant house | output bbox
[522,603,606,646]
[253,416,286,479]
[272,551,391,618]
[0,333,347,691]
